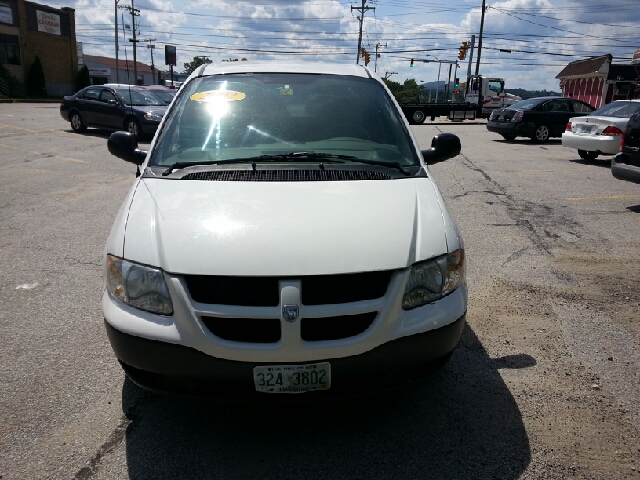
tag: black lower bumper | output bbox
[612,153,640,184]
[105,314,466,399]
[486,122,531,138]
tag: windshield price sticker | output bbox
[253,362,331,393]
[190,90,246,103]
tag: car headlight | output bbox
[402,249,465,310]
[489,110,496,121]
[144,112,163,122]
[106,255,173,315]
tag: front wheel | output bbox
[70,112,86,132]
[578,150,599,161]
[532,124,550,143]
[125,118,142,139]
[411,110,426,124]
[501,134,516,141]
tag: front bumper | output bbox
[139,120,159,136]
[486,121,531,138]
[105,313,466,398]
[612,152,640,184]
[561,131,620,155]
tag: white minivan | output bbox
[103,62,467,398]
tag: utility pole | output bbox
[114,0,120,83]
[374,42,386,72]
[467,34,475,81]
[140,38,156,83]
[120,0,140,84]
[475,0,486,76]
[351,0,374,65]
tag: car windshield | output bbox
[149,73,419,168]
[114,88,165,106]
[508,98,546,111]
[148,90,176,104]
[590,101,640,118]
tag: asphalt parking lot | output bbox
[1,103,639,479]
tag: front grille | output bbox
[180,170,392,182]
[183,270,394,306]
[301,271,393,305]
[184,276,280,306]
[201,317,281,343]
[301,312,377,341]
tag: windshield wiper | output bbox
[161,152,347,176]
[161,152,410,176]
[345,158,410,176]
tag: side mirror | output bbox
[108,131,147,165]
[421,133,461,164]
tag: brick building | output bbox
[84,54,166,86]
[0,0,77,95]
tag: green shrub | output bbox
[76,65,90,92]
[25,55,47,97]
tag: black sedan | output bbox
[60,85,168,139]
[486,96,595,142]
[612,109,640,184]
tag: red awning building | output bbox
[556,54,640,108]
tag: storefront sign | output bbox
[89,67,111,76]
[36,10,61,35]
[0,2,13,24]
[632,46,640,65]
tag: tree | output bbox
[382,78,421,103]
[76,65,90,92]
[183,56,212,75]
[25,55,47,97]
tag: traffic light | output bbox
[360,48,371,66]
[410,58,414,67]
[458,41,469,60]
[455,77,460,88]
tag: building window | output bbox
[0,34,20,65]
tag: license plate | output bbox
[579,125,592,134]
[253,362,331,393]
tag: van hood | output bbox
[121,176,449,276]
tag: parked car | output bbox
[562,100,640,160]
[137,85,177,105]
[103,61,467,398]
[60,85,168,139]
[486,96,595,142]
[612,109,640,184]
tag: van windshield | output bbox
[149,73,419,167]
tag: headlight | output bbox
[489,110,496,121]
[402,249,465,310]
[106,255,173,315]
[144,112,163,122]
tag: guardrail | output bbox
[0,78,9,96]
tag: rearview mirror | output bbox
[421,133,461,164]
[108,131,147,165]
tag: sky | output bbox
[43,0,640,91]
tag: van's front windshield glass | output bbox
[149,73,419,167]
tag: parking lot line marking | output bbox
[0,142,41,155]
[0,123,39,133]
[521,169,580,173]
[567,194,640,201]
[54,156,89,164]
[0,143,89,163]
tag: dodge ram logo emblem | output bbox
[283,305,299,323]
